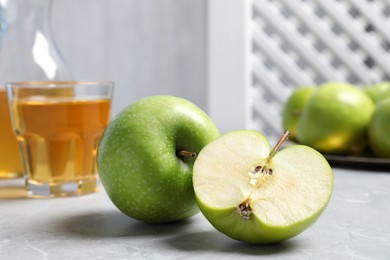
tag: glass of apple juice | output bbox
[0,87,23,179]
[6,81,113,198]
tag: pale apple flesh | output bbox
[193,130,334,244]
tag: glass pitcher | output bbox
[0,0,72,178]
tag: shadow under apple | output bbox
[55,210,301,255]
[163,230,301,255]
[55,210,193,238]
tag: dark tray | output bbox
[323,154,390,171]
[284,141,390,171]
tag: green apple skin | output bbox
[369,98,390,158]
[282,87,316,140]
[363,82,390,104]
[97,95,220,223]
[196,198,328,244]
[193,130,333,244]
[296,82,375,155]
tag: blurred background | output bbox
[4,0,390,142]
[51,0,207,118]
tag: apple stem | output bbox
[176,150,197,159]
[268,130,290,160]
[248,131,290,186]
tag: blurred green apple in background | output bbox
[369,98,390,158]
[363,82,390,104]
[97,95,220,223]
[296,82,375,155]
[282,87,316,140]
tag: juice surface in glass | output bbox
[0,88,23,178]
[12,97,111,186]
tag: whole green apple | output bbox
[282,86,316,140]
[363,82,390,104]
[296,82,375,155]
[369,98,390,158]
[97,95,220,223]
[193,130,333,244]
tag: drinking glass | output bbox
[6,81,113,198]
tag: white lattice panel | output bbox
[207,1,390,142]
[248,0,390,143]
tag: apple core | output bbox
[240,131,290,220]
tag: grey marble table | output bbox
[0,167,389,259]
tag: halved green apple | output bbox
[193,130,334,244]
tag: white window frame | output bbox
[207,0,251,134]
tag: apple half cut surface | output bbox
[193,130,334,244]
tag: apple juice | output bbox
[11,97,111,186]
[0,88,23,178]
